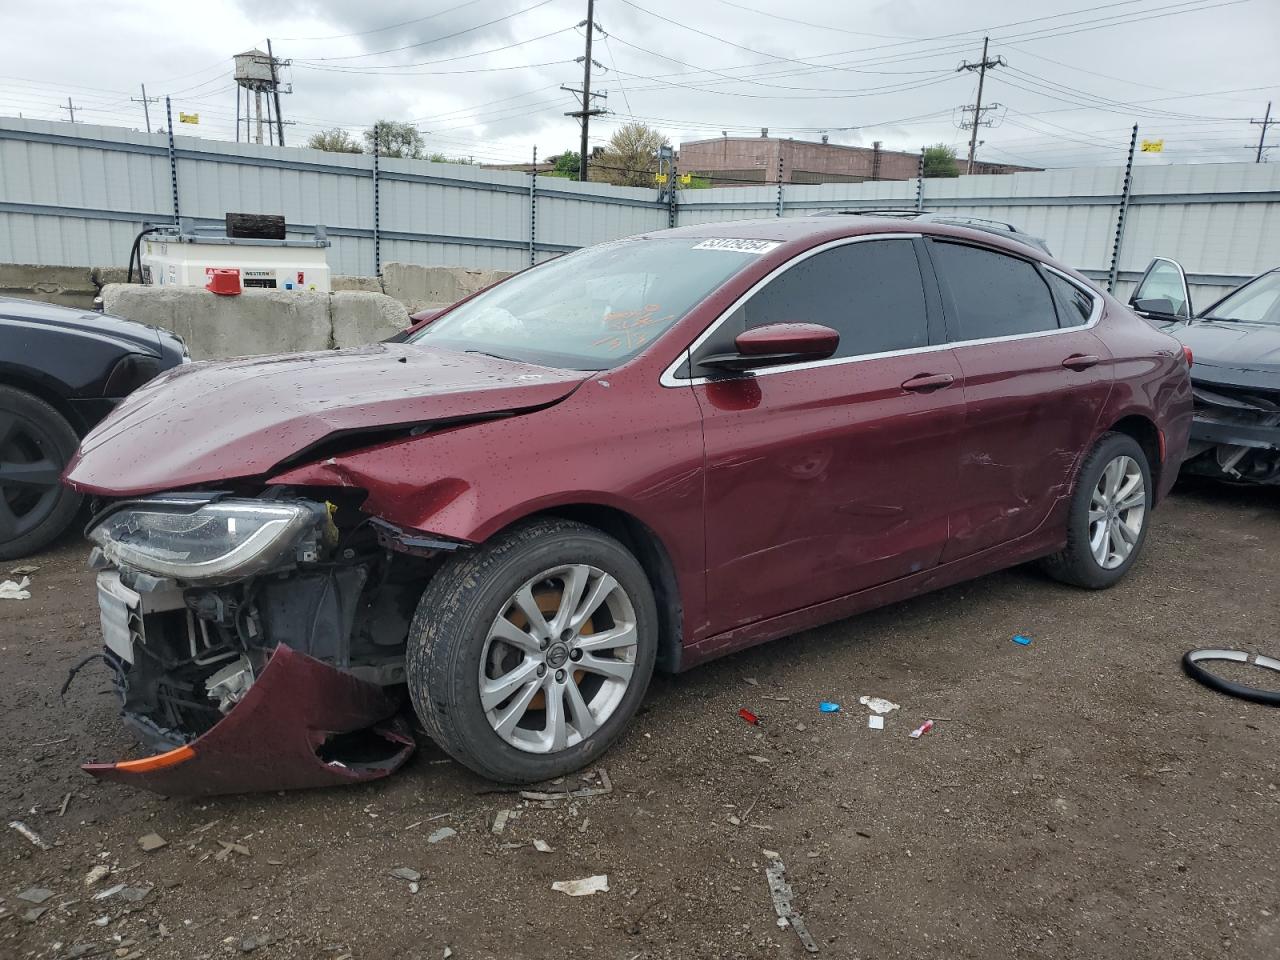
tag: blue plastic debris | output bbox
[1012,634,1032,646]
[819,701,841,713]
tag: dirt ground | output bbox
[1,478,1277,960]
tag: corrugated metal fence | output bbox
[2,116,1279,307]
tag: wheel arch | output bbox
[1105,414,1163,503]
[491,503,685,674]
[0,370,86,434]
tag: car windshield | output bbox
[1204,271,1280,325]
[410,237,766,370]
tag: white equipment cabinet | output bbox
[139,221,332,293]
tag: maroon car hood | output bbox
[65,342,588,496]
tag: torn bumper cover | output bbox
[84,645,414,796]
[1184,382,1280,484]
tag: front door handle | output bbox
[901,373,955,392]
[1062,354,1100,371]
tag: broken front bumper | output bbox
[1185,382,1280,484]
[84,644,414,796]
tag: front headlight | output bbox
[89,499,325,584]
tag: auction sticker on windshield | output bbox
[692,238,782,254]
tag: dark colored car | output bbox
[65,217,1192,795]
[0,298,186,559]
[1129,258,1280,485]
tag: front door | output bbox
[685,236,967,635]
[922,239,1115,562]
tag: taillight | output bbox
[1182,345,1194,367]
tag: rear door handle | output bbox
[901,373,955,392]
[1062,354,1100,371]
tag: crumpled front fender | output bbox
[83,645,415,796]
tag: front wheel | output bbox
[1042,431,1152,589]
[0,385,83,561]
[406,518,658,783]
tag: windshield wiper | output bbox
[464,348,516,361]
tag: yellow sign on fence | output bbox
[179,112,200,125]
[654,172,668,184]
[679,173,692,185]
[1140,139,1164,153]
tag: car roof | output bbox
[652,214,1063,267]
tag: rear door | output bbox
[686,235,967,634]
[923,239,1114,562]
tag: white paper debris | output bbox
[551,875,609,897]
[868,715,885,730]
[533,839,553,853]
[859,696,900,714]
[0,577,31,600]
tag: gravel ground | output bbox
[1,478,1277,960]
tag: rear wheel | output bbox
[406,518,658,783]
[1042,432,1151,589]
[0,386,82,561]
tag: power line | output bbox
[130,84,159,133]
[276,0,487,43]
[299,0,559,63]
[565,0,606,180]
[292,27,575,73]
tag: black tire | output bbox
[1041,431,1152,589]
[406,518,658,783]
[0,385,83,561]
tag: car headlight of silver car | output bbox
[88,499,327,584]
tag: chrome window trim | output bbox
[659,234,1103,388]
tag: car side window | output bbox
[698,239,929,365]
[929,241,1059,341]
[1046,273,1095,327]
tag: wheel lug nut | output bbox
[536,664,547,677]
[569,649,583,662]
[555,669,566,683]
[560,629,573,642]
[539,638,549,651]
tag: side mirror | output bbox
[383,307,447,343]
[700,322,840,371]
[1130,296,1180,318]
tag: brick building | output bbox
[678,136,1036,185]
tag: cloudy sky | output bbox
[1,0,1276,169]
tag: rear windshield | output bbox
[410,238,763,370]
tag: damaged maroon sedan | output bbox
[65,216,1193,795]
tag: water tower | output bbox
[234,48,285,145]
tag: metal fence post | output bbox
[1107,124,1139,293]
[775,154,785,217]
[164,97,179,224]
[529,146,537,267]
[669,161,678,228]
[916,148,925,212]
[372,141,381,277]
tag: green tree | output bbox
[552,151,581,175]
[426,152,474,164]
[363,120,425,159]
[923,143,960,178]
[305,128,362,154]
[594,123,668,186]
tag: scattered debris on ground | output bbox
[8,820,50,850]
[764,852,819,954]
[0,577,31,600]
[1012,634,1033,646]
[909,719,935,739]
[551,875,609,897]
[137,831,167,852]
[858,696,900,714]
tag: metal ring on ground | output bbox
[1182,649,1280,707]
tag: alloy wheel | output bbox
[0,412,65,543]
[1088,454,1146,570]
[478,564,638,754]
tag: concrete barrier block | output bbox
[0,263,99,309]
[331,275,385,294]
[330,291,411,348]
[380,263,512,312]
[101,284,332,360]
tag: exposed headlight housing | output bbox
[89,498,327,585]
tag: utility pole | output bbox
[1252,101,1274,163]
[957,37,1005,174]
[563,0,607,181]
[267,39,286,146]
[131,84,158,133]
[61,97,76,123]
